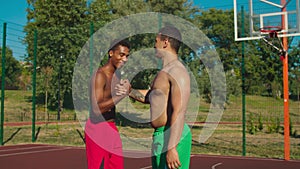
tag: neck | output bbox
[162,53,178,67]
[104,60,117,73]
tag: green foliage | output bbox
[88,0,111,27]
[148,0,200,21]
[248,112,258,134]
[0,47,22,89]
[110,0,150,17]
[18,62,32,90]
[25,0,90,108]
[226,70,242,97]
[247,113,264,134]
[258,113,264,131]
[289,117,299,137]
[266,116,282,134]
[247,112,283,135]
[288,43,300,100]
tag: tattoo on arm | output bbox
[129,89,149,103]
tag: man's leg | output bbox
[108,153,124,169]
[151,126,167,169]
[176,124,192,169]
[85,134,108,169]
[107,122,124,169]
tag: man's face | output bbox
[154,34,166,58]
[109,45,130,68]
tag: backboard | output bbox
[234,0,300,41]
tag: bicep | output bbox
[170,83,182,113]
[91,73,106,105]
[170,76,190,114]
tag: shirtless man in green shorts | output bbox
[128,25,192,169]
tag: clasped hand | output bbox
[115,79,131,96]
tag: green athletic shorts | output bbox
[151,123,192,169]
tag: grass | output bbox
[1,90,300,160]
[3,90,77,122]
[3,123,85,146]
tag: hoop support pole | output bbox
[281,0,290,161]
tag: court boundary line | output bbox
[212,162,222,169]
[0,144,56,153]
[1,144,300,163]
[0,146,73,157]
[190,154,300,163]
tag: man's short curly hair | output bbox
[108,39,130,54]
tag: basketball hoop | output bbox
[260,26,282,38]
[260,26,285,60]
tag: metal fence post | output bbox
[32,29,37,142]
[0,22,7,146]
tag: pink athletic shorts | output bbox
[85,119,123,169]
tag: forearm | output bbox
[168,112,185,150]
[129,89,150,103]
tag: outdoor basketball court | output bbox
[0,0,300,168]
[0,144,299,169]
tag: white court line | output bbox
[139,166,152,169]
[211,163,222,169]
[0,145,56,153]
[0,147,73,157]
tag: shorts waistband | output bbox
[153,124,189,136]
[89,108,116,124]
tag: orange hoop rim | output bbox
[260,26,282,33]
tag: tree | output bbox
[0,47,22,89]
[110,0,150,17]
[38,66,53,121]
[148,0,199,20]
[88,0,111,29]
[18,62,32,90]
[288,42,300,100]
[198,9,237,71]
[196,9,241,101]
[25,0,89,109]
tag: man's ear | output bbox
[108,50,113,58]
[163,39,169,48]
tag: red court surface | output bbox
[0,144,299,169]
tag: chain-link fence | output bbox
[0,17,299,160]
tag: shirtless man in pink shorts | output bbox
[85,39,131,169]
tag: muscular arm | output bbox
[167,79,188,149]
[128,89,150,103]
[166,68,190,169]
[90,71,127,115]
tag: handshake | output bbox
[114,79,131,97]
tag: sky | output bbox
[0,0,298,60]
[0,0,28,59]
[0,0,28,25]
[0,0,233,25]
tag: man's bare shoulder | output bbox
[164,62,188,77]
[165,64,190,88]
[93,68,107,83]
[152,71,169,90]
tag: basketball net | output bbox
[260,26,286,61]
